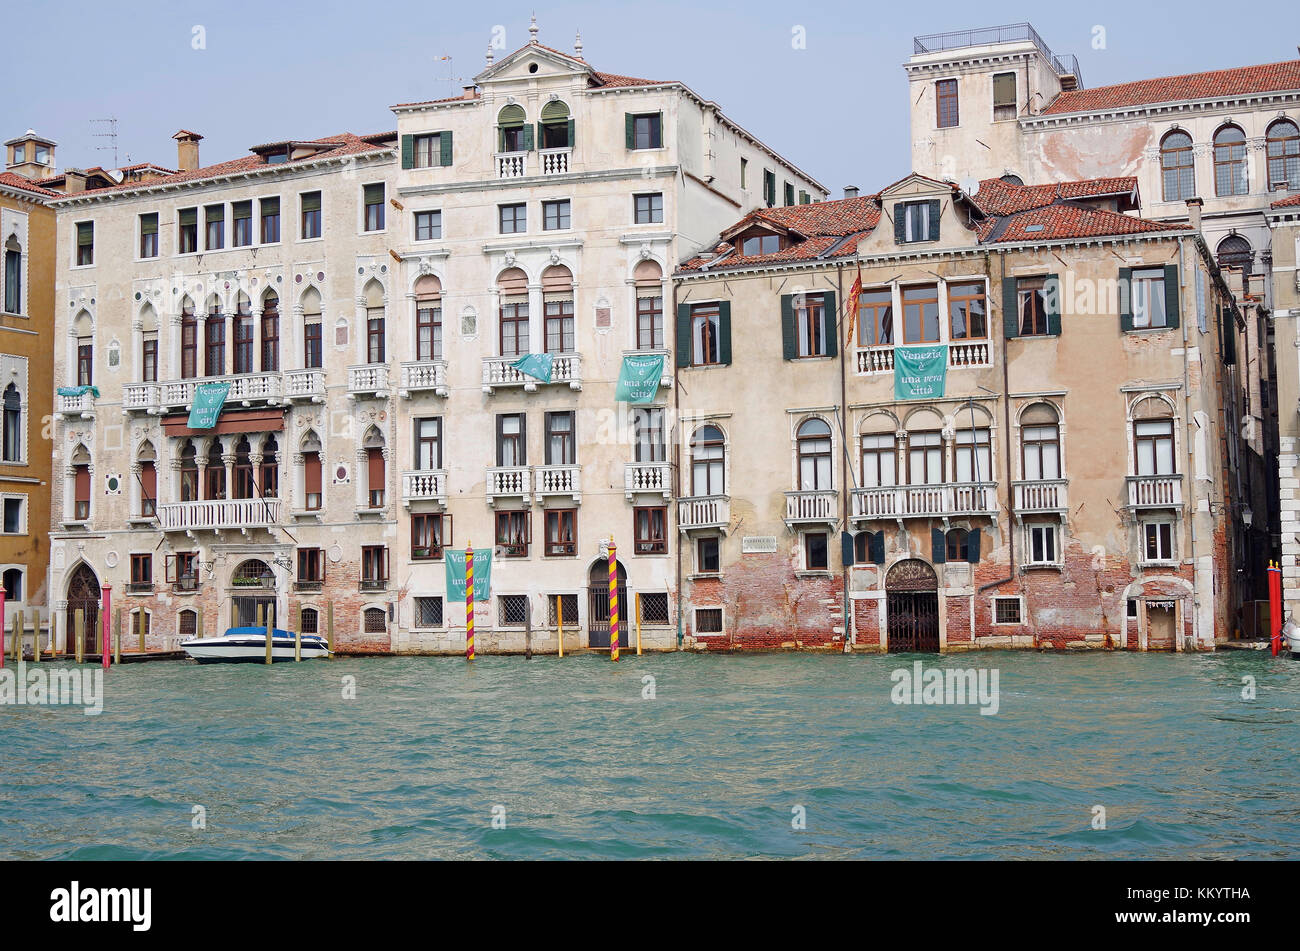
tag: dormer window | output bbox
[741,233,780,256]
[265,151,289,164]
[34,146,49,165]
[895,200,939,244]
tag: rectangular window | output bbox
[992,72,1017,121]
[412,133,441,169]
[695,607,723,634]
[129,553,152,588]
[304,322,322,369]
[367,311,385,364]
[411,513,447,560]
[690,303,721,366]
[740,157,748,189]
[361,546,390,588]
[1028,524,1058,565]
[234,312,254,374]
[543,200,571,231]
[954,428,991,483]
[1135,419,1176,475]
[414,210,442,241]
[899,202,935,243]
[499,203,526,234]
[232,200,253,247]
[2,497,23,534]
[544,508,577,557]
[634,505,668,554]
[633,407,666,462]
[139,461,156,516]
[784,181,795,206]
[763,169,776,207]
[139,213,159,258]
[631,113,662,150]
[204,205,224,250]
[544,300,575,353]
[499,595,529,627]
[416,304,441,361]
[908,432,943,485]
[544,411,575,465]
[741,233,781,256]
[636,295,664,349]
[415,417,442,470]
[796,293,829,357]
[260,197,280,244]
[175,552,199,591]
[499,301,528,358]
[366,446,385,508]
[634,192,664,224]
[77,341,94,387]
[1018,278,1049,336]
[640,593,670,624]
[936,78,959,128]
[495,510,531,557]
[76,221,94,266]
[496,414,526,467]
[303,451,322,510]
[178,207,198,254]
[902,284,941,343]
[261,307,279,372]
[1144,522,1174,562]
[548,594,579,627]
[696,536,720,574]
[415,596,444,628]
[301,191,322,239]
[73,466,90,520]
[297,547,324,586]
[1131,268,1168,329]
[948,281,987,339]
[804,532,829,570]
[860,434,897,488]
[858,288,895,347]
[994,597,1022,624]
[142,337,158,383]
[363,183,385,231]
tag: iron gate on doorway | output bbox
[885,559,941,653]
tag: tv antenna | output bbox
[90,117,119,169]
[436,55,463,97]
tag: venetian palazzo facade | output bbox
[672,173,1250,651]
[905,24,1297,605]
[1268,195,1300,619]
[42,26,826,655]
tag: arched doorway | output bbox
[885,559,939,653]
[65,563,101,655]
[586,559,628,648]
[230,558,277,628]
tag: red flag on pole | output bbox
[844,265,863,347]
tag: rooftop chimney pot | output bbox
[844,185,859,199]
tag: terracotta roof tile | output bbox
[984,203,1183,243]
[1042,60,1300,115]
[0,172,59,198]
[1271,194,1300,208]
[972,176,1137,215]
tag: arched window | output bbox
[261,435,279,498]
[1133,399,1176,476]
[907,431,944,485]
[233,293,254,374]
[955,424,991,483]
[542,265,574,354]
[1213,126,1248,197]
[2,383,21,463]
[364,606,387,633]
[301,430,323,511]
[1021,403,1061,480]
[232,559,274,587]
[414,276,442,362]
[1159,131,1195,202]
[205,440,226,500]
[1217,234,1254,275]
[178,440,198,502]
[71,445,91,520]
[301,287,322,369]
[4,235,21,314]
[497,104,528,153]
[363,280,385,364]
[1267,119,1300,190]
[205,295,225,376]
[233,436,254,499]
[497,267,529,358]
[137,440,157,517]
[539,100,572,150]
[796,419,832,490]
[139,303,158,383]
[945,527,969,562]
[690,425,725,496]
[261,290,279,372]
[180,297,198,379]
[301,607,319,634]
[2,567,23,602]
[364,427,385,509]
[634,261,664,350]
[179,609,197,639]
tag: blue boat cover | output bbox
[224,627,323,639]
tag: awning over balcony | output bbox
[162,407,285,438]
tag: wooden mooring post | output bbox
[295,604,302,662]
[113,607,122,665]
[264,612,273,665]
[137,608,146,653]
[74,609,84,664]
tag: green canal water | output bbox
[1,651,1298,860]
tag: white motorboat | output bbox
[1283,620,1300,656]
[181,626,331,664]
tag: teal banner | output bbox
[57,385,100,398]
[187,381,231,429]
[615,353,664,404]
[511,352,554,383]
[444,549,493,603]
[893,345,948,400]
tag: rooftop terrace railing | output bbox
[913,23,1083,87]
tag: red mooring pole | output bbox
[102,584,112,669]
[1269,561,1282,657]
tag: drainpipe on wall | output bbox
[673,278,683,649]
[979,249,1016,595]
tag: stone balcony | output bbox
[347,364,391,399]
[855,340,993,375]
[496,151,527,179]
[398,360,448,398]
[1013,479,1069,516]
[125,372,285,414]
[57,390,97,418]
[1127,474,1183,509]
[535,464,581,504]
[486,466,532,506]
[157,497,282,534]
[284,368,326,403]
[678,494,730,533]
[539,147,571,175]
[624,462,672,501]
[401,469,447,508]
[481,353,582,394]
[784,489,839,529]
[850,482,998,523]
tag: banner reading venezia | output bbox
[444,549,493,602]
[893,345,948,400]
[615,353,665,403]
[187,381,231,429]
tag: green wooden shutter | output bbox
[780,294,797,360]
[523,124,534,151]
[400,134,413,169]
[567,118,575,147]
[869,531,886,565]
[840,531,855,568]
[927,199,941,241]
[1002,277,1019,338]
[1118,267,1134,332]
[1045,272,1061,337]
[931,528,947,563]
[1163,264,1180,330]
[676,302,692,367]
[1221,305,1237,365]
[967,528,981,564]
[439,131,452,166]
[718,301,732,365]
[625,114,635,149]
[822,290,838,358]
[894,206,906,243]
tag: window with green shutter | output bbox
[681,301,728,367]
[363,183,385,232]
[76,222,94,266]
[784,182,795,206]
[627,112,662,150]
[301,191,322,240]
[782,292,837,359]
[139,213,159,258]
[763,170,776,207]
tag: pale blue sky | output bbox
[6,0,1298,195]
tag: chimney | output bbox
[172,129,203,172]
[1186,197,1203,233]
[462,85,477,100]
[843,185,859,199]
[63,169,87,194]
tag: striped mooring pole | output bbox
[465,542,475,661]
[609,538,620,662]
